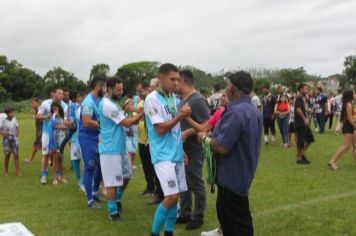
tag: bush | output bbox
[0,100,32,113]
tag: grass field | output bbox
[1,113,356,236]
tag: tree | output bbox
[88,64,110,86]
[116,61,160,95]
[279,67,307,92]
[44,67,86,96]
[341,55,356,89]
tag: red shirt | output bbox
[276,102,289,112]
[208,107,225,128]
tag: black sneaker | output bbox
[296,159,310,165]
[164,231,173,236]
[185,220,204,230]
[302,155,310,163]
[142,189,154,196]
[109,213,124,222]
[176,216,192,224]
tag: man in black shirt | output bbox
[294,84,314,164]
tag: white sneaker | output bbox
[40,176,47,184]
[201,227,223,236]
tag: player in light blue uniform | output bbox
[78,76,106,209]
[36,88,68,184]
[98,77,143,221]
[144,64,191,236]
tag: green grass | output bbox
[1,113,356,235]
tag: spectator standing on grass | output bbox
[274,94,290,147]
[333,91,343,134]
[325,92,334,130]
[1,107,21,176]
[198,71,262,236]
[25,98,43,163]
[251,90,262,112]
[288,96,296,147]
[176,70,211,230]
[328,90,356,170]
[315,87,328,133]
[137,81,164,204]
[262,85,277,145]
[123,98,139,170]
[294,84,314,165]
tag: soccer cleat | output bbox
[40,176,47,184]
[109,213,125,222]
[52,179,58,185]
[141,189,154,196]
[201,227,223,236]
[328,162,338,170]
[296,159,310,165]
[88,201,101,209]
[93,194,106,202]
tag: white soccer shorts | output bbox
[70,143,82,161]
[100,153,133,188]
[41,133,50,155]
[154,161,188,196]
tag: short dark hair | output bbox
[317,87,323,92]
[52,88,63,93]
[106,76,122,90]
[179,70,194,86]
[159,63,178,75]
[262,84,270,90]
[298,83,307,91]
[90,75,107,90]
[63,89,69,93]
[138,81,150,90]
[214,84,221,92]
[31,97,40,103]
[69,91,78,101]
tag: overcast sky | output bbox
[1,0,356,80]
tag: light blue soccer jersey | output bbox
[70,105,80,144]
[98,97,126,155]
[37,99,68,134]
[144,90,183,164]
[79,94,101,139]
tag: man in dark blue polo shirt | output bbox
[199,71,262,236]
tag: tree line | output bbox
[0,54,355,103]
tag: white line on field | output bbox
[254,190,356,217]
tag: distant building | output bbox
[317,76,340,93]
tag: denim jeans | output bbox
[277,116,289,144]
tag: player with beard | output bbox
[98,77,143,220]
[79,76,106,209]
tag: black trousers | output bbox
[138,143,163,198]
[217,186,253,236]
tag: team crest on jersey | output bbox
[167,178,176,189]
[111,111,119,118]
[149,108,158,116]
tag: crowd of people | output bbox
[1,63,355,236]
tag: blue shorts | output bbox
[79,136,100,171]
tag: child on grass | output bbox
[49,102,68,185]
[1,107,21,176]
